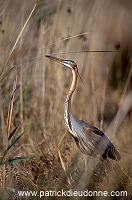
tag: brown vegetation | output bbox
[0,0,132,199]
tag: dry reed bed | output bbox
[0,0,132,199]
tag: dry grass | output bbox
[0,0,132,199]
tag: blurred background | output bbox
[0,0,132,199]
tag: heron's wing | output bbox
[77,120,104,136]
[77,120,110,155]
[71,133,96,156]
[77,120,120,160]
[72,120,104,156]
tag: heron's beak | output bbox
[45,55,65,65]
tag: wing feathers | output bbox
[72,120,121,161]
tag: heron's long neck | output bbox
[64,70,77,132]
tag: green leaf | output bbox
[8,126,18,141]
[0,120,39,163]
[0,154,41,166]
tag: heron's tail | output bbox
[107,145,121,161]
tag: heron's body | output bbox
[46,55,120,161]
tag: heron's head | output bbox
[45,55,78,71]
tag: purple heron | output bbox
[46,55,120,161]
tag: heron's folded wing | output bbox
[77,120,104,137]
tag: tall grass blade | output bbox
[8,126,18,141]
[0,4,37,80]
[0,120,38,163]
[0,154,41,166]
[6,75,18,141]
